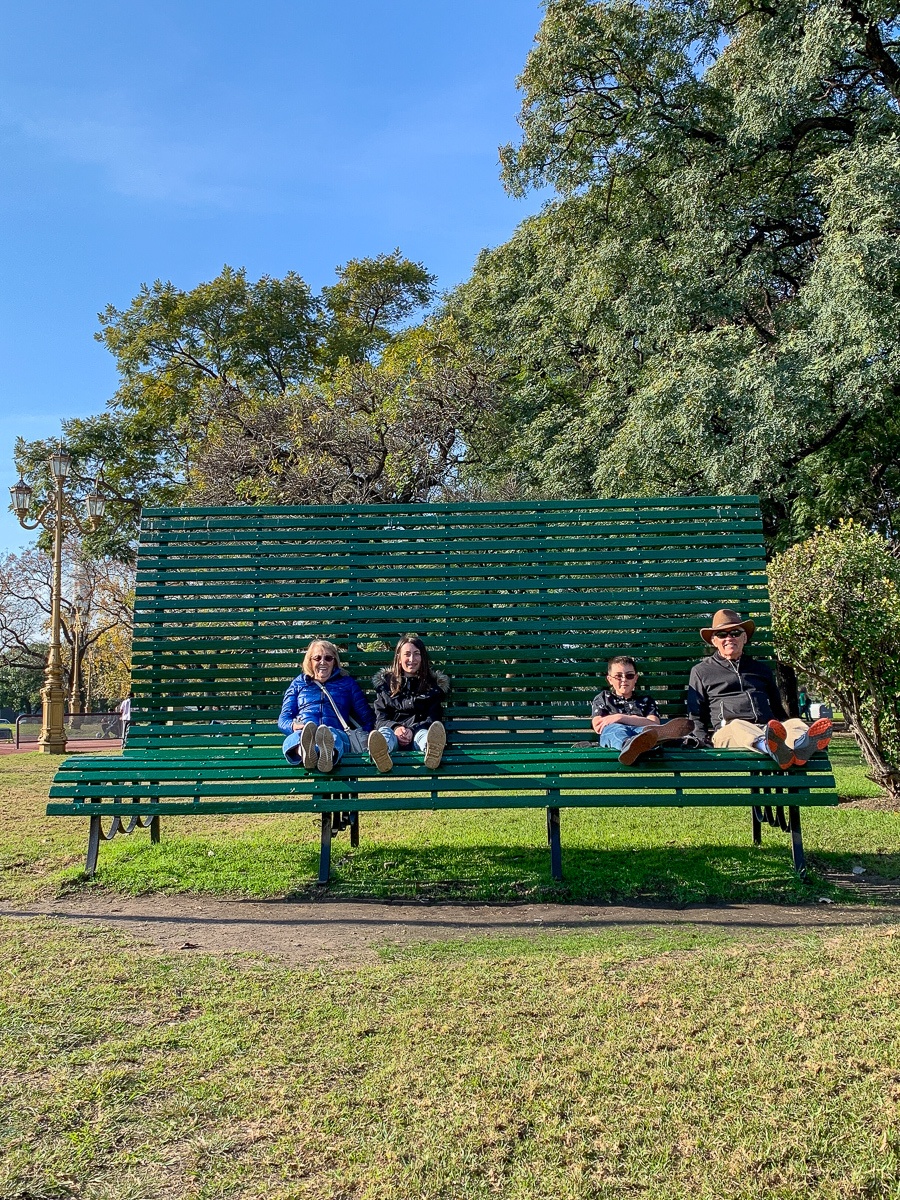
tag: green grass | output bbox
[2,738,897,906]
[2,917,900,1199]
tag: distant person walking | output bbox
[118,695,132,739]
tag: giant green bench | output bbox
[47,497,836,884]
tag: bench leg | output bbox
[751,807,762,846]
[150,815,161,844]
[85,815,101,877]
[349,812,360,848]
[546,807,562,882]
[317,813,333,885]
[789,806,806,878]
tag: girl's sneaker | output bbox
[424,721,446,770]
[367,729,394,773]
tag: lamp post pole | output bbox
[9,452,107,754]
[69,569,90,723]
[40,468,68,752]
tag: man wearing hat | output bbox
[686,608,833,768]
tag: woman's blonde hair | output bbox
[302,639,342,678]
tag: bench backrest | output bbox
[128,497,771,750]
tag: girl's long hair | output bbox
[389,634,435,695]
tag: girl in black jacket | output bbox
[367,634,449,773]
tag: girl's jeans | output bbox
[597,722,642,751]
[282,723,350,765]
[381,726,430,753]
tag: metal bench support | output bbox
[546,806,562,881]
[317,812,332,885]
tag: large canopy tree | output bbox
[451,0,900,548]
[12,252,454,557]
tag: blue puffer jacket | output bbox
[277,669,375,735]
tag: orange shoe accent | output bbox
[765,720,794,769]
[806,717,833,750]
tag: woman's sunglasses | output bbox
[312,654,335,662]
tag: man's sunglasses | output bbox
[712,629,745,640]
[312,654,335,662]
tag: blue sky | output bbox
[0,0,548,554]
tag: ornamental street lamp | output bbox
[9,453,107,754]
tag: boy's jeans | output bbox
[282,723,350,765]
[597,723,642,751]
[380,726,430,754]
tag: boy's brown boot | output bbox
[618,727,659,765]
[655,717,692,742]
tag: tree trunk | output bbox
[775,659,800,718]
[841,691,900,802]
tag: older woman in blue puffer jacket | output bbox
[278,639,375,772]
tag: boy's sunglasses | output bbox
[312,654,335,662]
[712,629,744,640]
[609,672,637,680]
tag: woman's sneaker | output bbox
[315,725,335,773]
[424,722,446,770]
[367,729,393,773]
[300,721,318,769]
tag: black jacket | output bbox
[373,669,451,734]
[687,651,787,738]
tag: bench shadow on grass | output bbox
[289,840,836,905]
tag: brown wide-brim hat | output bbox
[700,608,756,645]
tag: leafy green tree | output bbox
[0,653,44,714]
[12,254,438,555]
[451,0,900,548]
[191,321,496,506]
[770,522,900,799]
[319,249,436,366]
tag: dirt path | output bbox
[3,893,898,967]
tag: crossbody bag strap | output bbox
[316,681,353,731]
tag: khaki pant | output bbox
[712,718,809,753]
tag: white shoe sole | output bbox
[423,721,446,770]
[368,729,394,773]
[300,722,318,769]
[315,725,335,772]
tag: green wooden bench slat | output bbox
[47,791,834,818]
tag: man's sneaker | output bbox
[764,720,794,770]
[315,725,335,773]
[300,721,318,769]
[618,727,659,765]
[655,717,692,742]
[791,717,834,764]
[368,729,393,773]
[806,716,834,750]
[424,721,447,770]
